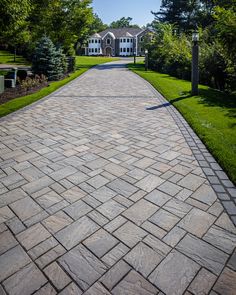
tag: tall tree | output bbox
[0,0,31,57]
[90,14,108,33]
[110,17,140,28]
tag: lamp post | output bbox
[145,49,148,71]
[191,28,199,95]
[134,50,136,64]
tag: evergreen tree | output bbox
[32,36,66,81]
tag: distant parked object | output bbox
[85,28,152,57]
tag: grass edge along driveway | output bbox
[0,56,118,118]
[128,63,236,185]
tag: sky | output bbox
[92,0,161,27]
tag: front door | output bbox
[105,47,112,56]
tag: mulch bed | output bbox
[0,82,49,105]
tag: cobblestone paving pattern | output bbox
[0,60,235,295]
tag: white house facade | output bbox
[85,28,151,57]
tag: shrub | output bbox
[18,74,47,91]
[32,36,67,81]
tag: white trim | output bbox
[102,31,115,40]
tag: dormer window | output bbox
[107,38,111,45]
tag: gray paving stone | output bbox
[91,186,117,203]
[16,223,51,250]
[125,242,163,277]
[158,181,182,196]
[112,270,158,295]
[163,226,186,247]
[228,250,236,271]
[0,230,18,255]
[50,166,77,181]
[42,211,72,234]
[55,216,99,250]
[122,199,158,226]
[215,212,236,234]
[114,221,147,248]
[100,260,131,290]
[35,244,66,269]
[213,267,236,295]
[10,197,42,221]
[163,198,192,218]
[3,263,47,295]
[143,235,171,258]
[178,173,205,191]
[176,234,229,275]
[87,210,109,226]
[135,174,165,192]
[44,262,71,291]
[149,208,180,231]
[188,268,217,295]
[149,250,200,295]
[97,199,125,220]
[107,179,138,197]
[83,228,118,258]
[63,200,92,220]
[0,245,31,282]
[58,282,82,295]
[178,208,216,237]
[191,184,217,205]
[145,189,172,206]
[102,243,129,267]
[0,188,27,207]
[203,225,236,254]
[61,186,86,203]
[86,175,109,189]
[141,221,167,239]
[22,176,54,194]
[59,244,107,291]
[0,206,14,223]
[28,237,58,260]
[83,282,111,295]
[34,283,57,295]
[37,191,63,209]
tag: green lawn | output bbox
[0,50,30,65]
[128,63,236,184]
[0,56,118,117]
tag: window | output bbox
[120,39,122,43]
[131,39,133,43]
[92,39,94,43]
[123,39,126,43]
[107,38,111,45]
[99,40,101,43]
[140,37,144,42]
[120,48,123,52]
[127,48,130,53]
[95,39,97,43]
[92,48,94,53]
[95,48,97,53]
[127,39,130,43]
[131,48,133,52]
[89,48,91,52]
[123,48,126,52]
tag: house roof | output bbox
[92,33,101,38]
[91,28,144,39]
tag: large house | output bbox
[85,28,151,57]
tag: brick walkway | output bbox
[0,60,235,294]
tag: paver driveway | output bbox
[0,60,236,295]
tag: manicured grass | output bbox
[0,50,29,65]
[0,56,118,118]
[128,63,236,184]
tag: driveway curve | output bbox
[0,60,235,294]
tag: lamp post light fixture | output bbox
[191,27,199,95]
[145,49,148,71]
